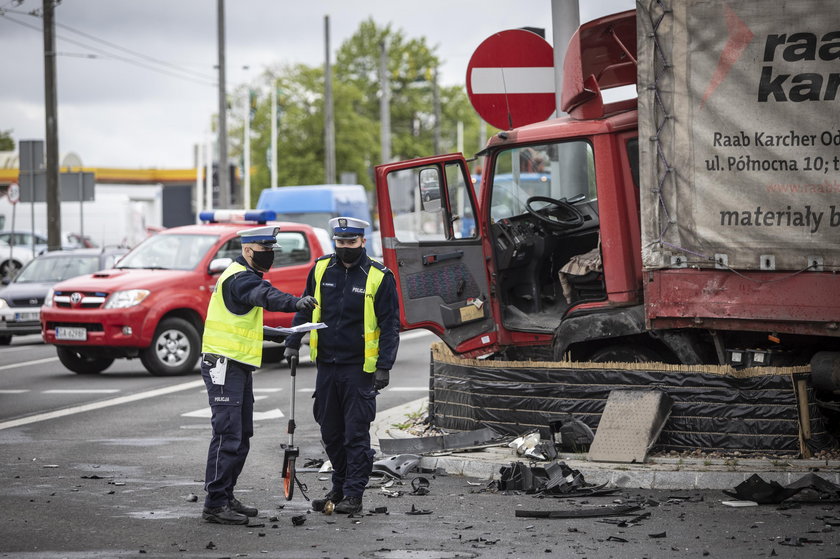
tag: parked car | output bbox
[40,210,328,376]
[0,247,128,345]
[0,230,49,255]
[0,239,36,281]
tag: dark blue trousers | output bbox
[313,362,377,498]
[201,358,254,508]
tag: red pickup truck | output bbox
[41,210,329,376]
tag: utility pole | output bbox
[43,0,61,251]
[432,67,441,155]
[216,0,230,208]
[551,0,579,116]
[244,87,251,209]
[379,40,391,164]
[324,15,336,184]
[270,84,278,189]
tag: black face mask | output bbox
[250,249,275,271]
[335,245,363,264]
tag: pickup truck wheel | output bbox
[141,317,199,376]
[0,335,11,346]
[56,347,114,375]
[588,344,661,363]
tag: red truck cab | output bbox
[41,210,328,375]
[374,10,840,381]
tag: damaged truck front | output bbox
[374,2,840,399]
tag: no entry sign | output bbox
[466,29,556,130]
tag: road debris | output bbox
[405,504,432,515]
[723,473,840,504]
[410,476,430,495]
[291,515,306,526]
[379,426,506,455]
[515,504,642,519]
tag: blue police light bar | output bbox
[199,209,277,224]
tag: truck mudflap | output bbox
[551,304,647,359]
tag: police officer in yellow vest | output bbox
[283,217,400,515]
[200,225,317,525]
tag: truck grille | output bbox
[53,291,108,309]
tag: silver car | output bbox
[0,247,128,345]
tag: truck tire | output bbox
[588,344,661,364]
[141,317,200,376]
[56,347,114,375]
[0,335,11,346]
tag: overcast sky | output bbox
[0,0,633,169]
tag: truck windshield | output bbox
[490,140,596,221]
[116,234,218,271]
[15,255,100,283]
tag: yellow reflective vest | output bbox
[201,262,264,368]
[309,257,385,372]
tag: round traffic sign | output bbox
[466,29,556,130]
[7,182,19,204]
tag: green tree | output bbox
[0,130,14,152]
[226,19,485,204]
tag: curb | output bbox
[372,397,840,490]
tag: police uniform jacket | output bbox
[217,255,300,369]
[285,249,400,370]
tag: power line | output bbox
[0,11,217,87]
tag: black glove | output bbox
[374,368,390,390]
[283,347,299,365]
[296,295,318,311]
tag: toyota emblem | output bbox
[70,292,82,305]
[29,298,38,305]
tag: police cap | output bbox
[238,225,279,246]
[329,216,369,240]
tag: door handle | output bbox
[422,250,463,266]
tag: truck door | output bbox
[375,154,497,354]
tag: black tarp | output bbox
[429,344,836,456]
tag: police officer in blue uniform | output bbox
[284,217,400,515]
[201,225,317,525]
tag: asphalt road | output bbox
[1,333,838,558]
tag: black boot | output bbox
[312,489,344,512]
[202,504,249,525]
[229,497,258,517]
[334,495,363,515]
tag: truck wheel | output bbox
[141,317,200,376]
[56,347,114,375]
[588,344,661,363]
[0,335,11,346]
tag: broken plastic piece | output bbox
[405,504,432,515]
[649,531,667,538]
[723,473,840,505]
[291,515,306,526]
[721,500,758,507]
[372,454,420,479]
[410,476,430,495]
[370,506,388,514]
[379,426,505,455]
[515,504,641,519]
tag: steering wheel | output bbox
[525,196,585,229]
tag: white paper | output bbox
[264,322,328,335]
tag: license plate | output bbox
[55,327,87,341]
[14,312,39,322]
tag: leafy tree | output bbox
[0,130,14,152]
[226,18,485,205]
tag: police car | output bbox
[40,210,330,376]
